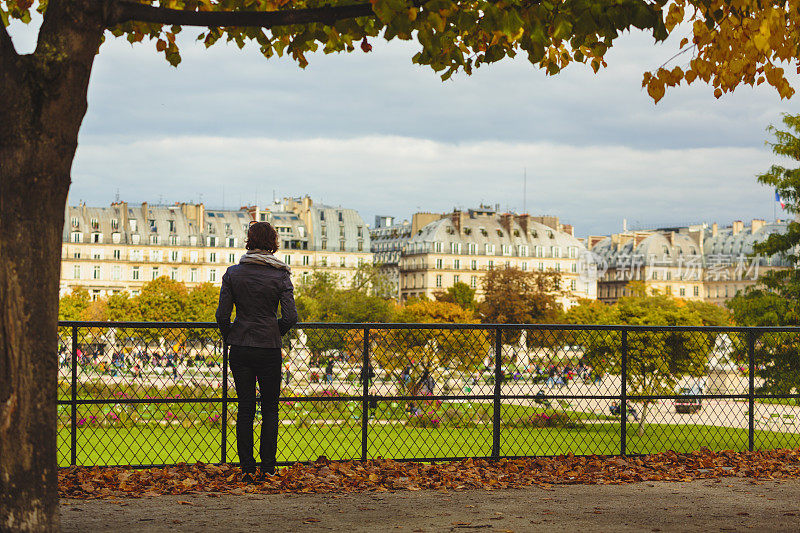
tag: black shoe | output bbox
[242,472,256,484]
[260,466,276,479]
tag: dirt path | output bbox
[61,478,800,532]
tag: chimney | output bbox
[712,222,718,237]
[302,196,312,211]
[634,232,650,247]
[451,210,463,233]
[561,224,574,237]
[587,236,606,249]
[499,213,513,235]
[515,214,530,234]
[751,219,766,233]
[732,220,743,235]
[667,231,675,246]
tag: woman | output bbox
[216,221,298,482]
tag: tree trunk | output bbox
[637,401,649,436]
[1,1,103,529]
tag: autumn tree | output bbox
[6,0,800,528]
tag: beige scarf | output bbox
[239,249,291,272]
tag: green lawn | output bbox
[57,420,800,467]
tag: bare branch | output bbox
[108,0,379,28]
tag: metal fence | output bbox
[56,322,800,467]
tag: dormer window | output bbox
[90,218,99,230]
[70,217,79,228]
[496,229,503,237]
[111,218,119,230]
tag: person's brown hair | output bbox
[246,221,279,253]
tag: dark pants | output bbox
[228,345,282,474]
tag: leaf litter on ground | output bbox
[59,448,800,499]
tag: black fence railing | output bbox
[56,322,800,468]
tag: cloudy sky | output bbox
[8,19,797,236]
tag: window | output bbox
[569,247,578,258]
[209,269,217,282]
[339,257,346,267]
[302,255,310,266]
[538,262,544,271]
[208,236,217,247]
[666,271,672,281]
[189,235,197,246]
[320,257,328,267]
[72,251,81,259]
[171,267,179,281]
[485,244,495,255]
[339,240,345,252]
[652,271,658,280]
[693,286,699,296]
[112,233,121,244]
[90,217,99,230]
[151,267,159,280]
[71,216,79,228]
[521,262,528,271]
[149,250,163,262]
[666,285,673,295]
[471,260,477,270]
[92,249,102,260]
[149,234,159,245]
[453,275,460,284]
[169,235,179,246]
[679,287,686,296]
[435,242,443,253]
[190,268,198,282]
[73,265,81,279]
[519,245,529,257]
[570,279,577,290]
[170,250,180,262]
[435,275,442,288]
[209,252,217,263]
[450,242,462,254]
[555,263,561,272]
[228,253,236,263]
[168,220,175,232]
[321,239,327,250]
[357,226,363,237]
[92,266,101,279]
[190,251,199,263]
[71,232,81,243]
[149,219,156,231]
[487,260,494,269]
[552,246,560,258]
[132,266,140,280]
[436,258,443,269]
[338,211,343,222]
[468,243,477,255]
[454,259,460,269]
[470,275,477,288]
[129,219,137,232]
[284,255,292,265]
[571,263,578,273]
[535,245,543,257]
[227,237,236,247]
[501,244,511,256]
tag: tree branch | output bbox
[108,0,381,28]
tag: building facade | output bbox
[590,219,794,304]
[60,197,372,299]
[397,206,597,307]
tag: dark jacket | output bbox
[215,263,298,348]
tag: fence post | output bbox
[620,329,628,456]
[221,342,228,463]
[71,325,78,466]
[362,327,370,462]
[491,327,502,459]
[748,330,755,452]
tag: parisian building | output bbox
[60,196,372,299]
[397,205,597,307]
[589,218,794,304]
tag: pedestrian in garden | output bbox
[325,360,334,386]
[216,221,298,483]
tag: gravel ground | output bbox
[61,478,800,532]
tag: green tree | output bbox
[433,281,477,311]
[58,287,91,320]
[7,0,800,527]
[580,292,714,435]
